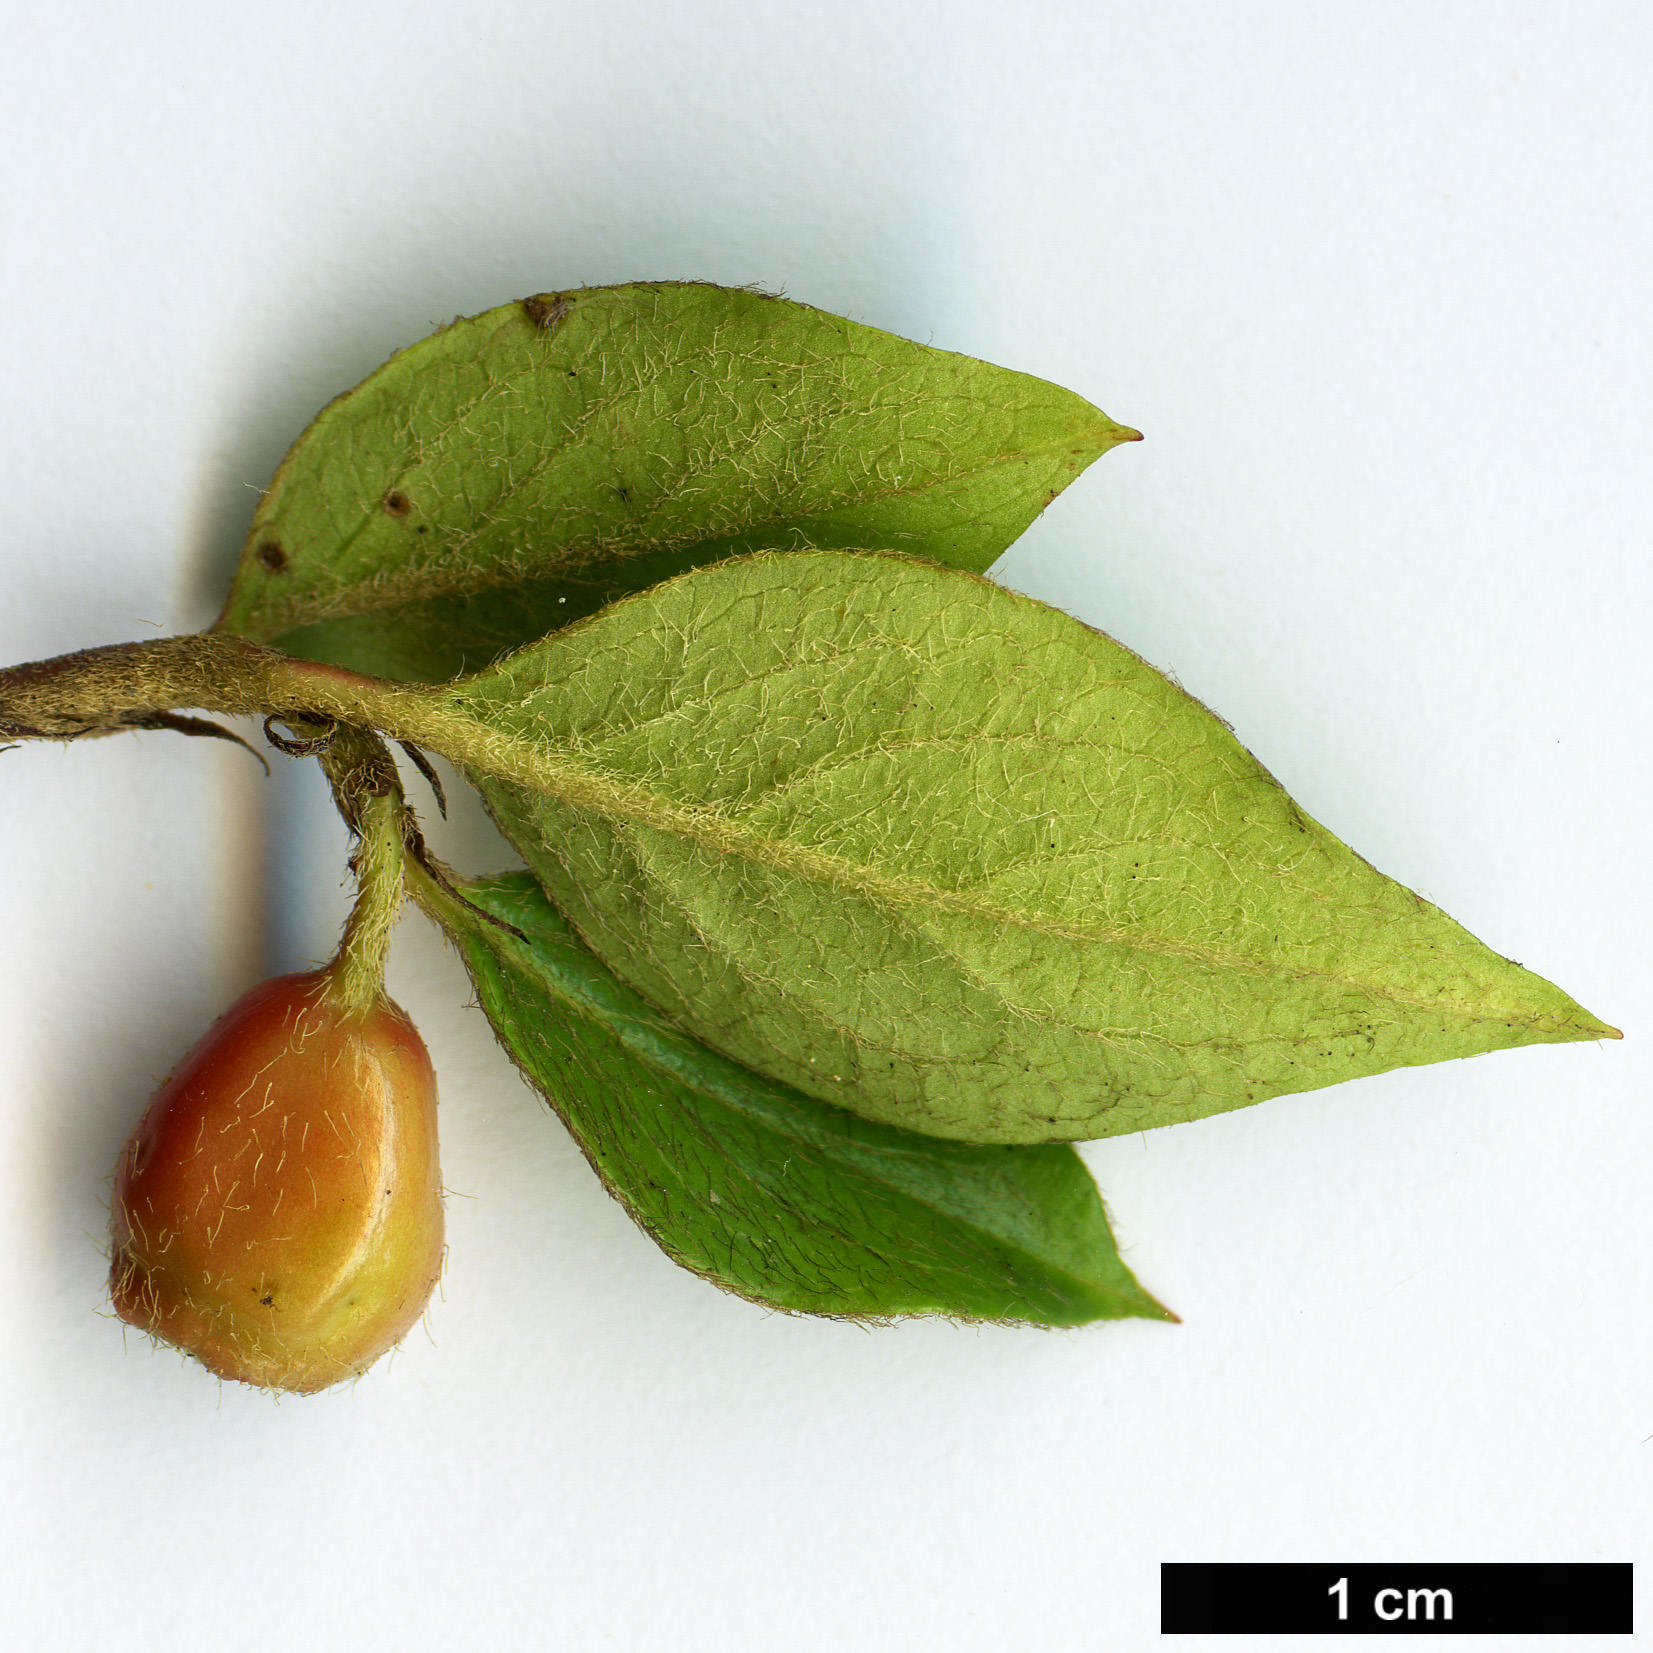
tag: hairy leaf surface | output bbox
[215,283,1136,681]
[430,870,1167,1324]
[423,551,1616,1145]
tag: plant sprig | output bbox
[0,282,1619,1334]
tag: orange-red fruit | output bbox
[109,970,443,1394]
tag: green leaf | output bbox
[398,550,1617,1146]
[426,869,1169,1325]
[214,282,1137,681]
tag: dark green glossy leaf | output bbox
[427,870,1170,1325]
[215,282,1137,681]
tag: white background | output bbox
[0,3,1646,1648]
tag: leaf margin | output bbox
[419,865,1174,1327]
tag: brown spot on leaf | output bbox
[382,490,411,517]
[257,541,288,573]
[522,293,572,329]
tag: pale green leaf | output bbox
[425,869,1170,1324]
[214,283,1137,681]
[396,550,1617,1146]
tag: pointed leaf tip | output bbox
[423,871,1171,1326]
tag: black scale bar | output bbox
[1161,1563,1632,1634]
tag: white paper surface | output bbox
[1,3,1646,1648]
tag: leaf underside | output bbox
[215,282,1137,682]
[437,871,1169,1325]
[441,550,1615,1146]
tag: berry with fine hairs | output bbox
[109,968,443,1394]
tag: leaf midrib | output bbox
[419,709,1565,1032]
[248,420,1114,634]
